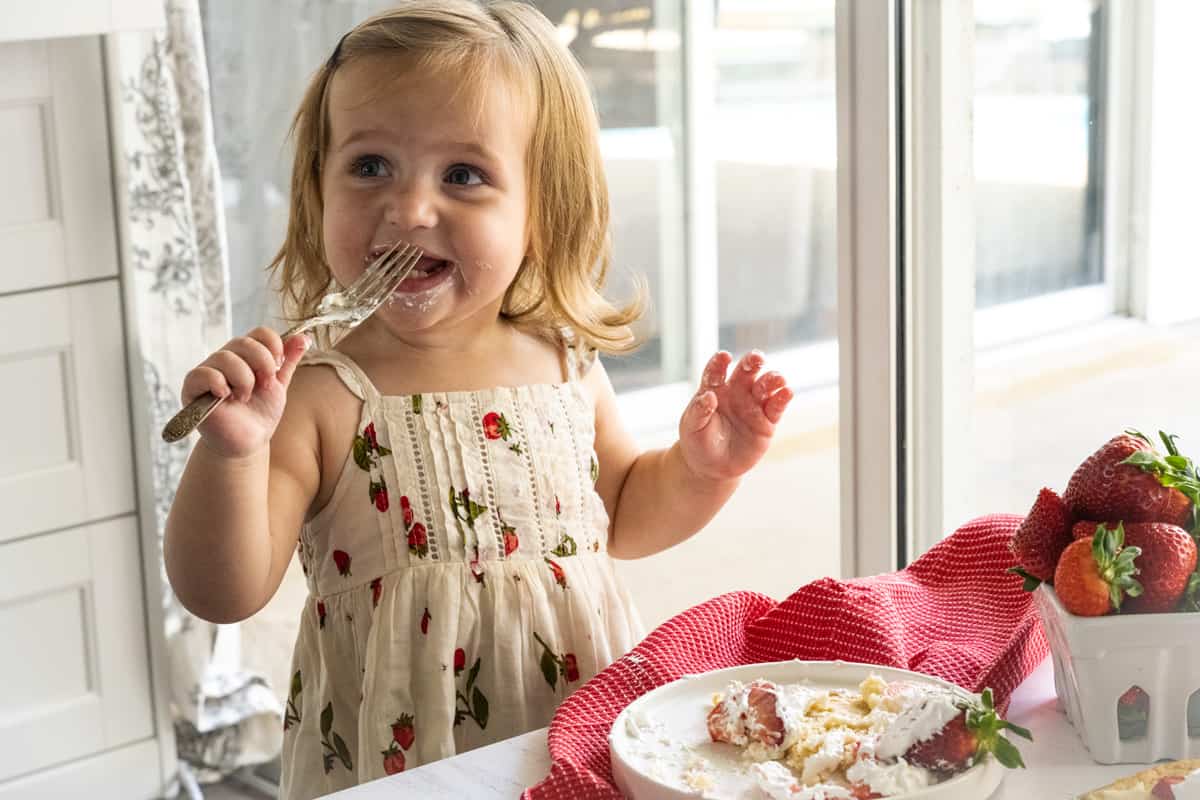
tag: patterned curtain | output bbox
[107,0,283,792]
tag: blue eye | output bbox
[445,164,484,186]
[351,155,388,179]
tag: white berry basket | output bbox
[1035,584,1200,764]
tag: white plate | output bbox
[608,660,1005,800]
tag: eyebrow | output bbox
[334,129,501,163]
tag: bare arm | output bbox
[588,351,792,560]
[164,329,319,623]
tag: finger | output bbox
[763,387,793,425]
[224,334,280,379]
[698,351,732,393]
[729,350,765,392]
[752,371,787,404]
[246,326,286,368]
[205,349,257,403]
[681,390,718,434]
[181,366,232,405]
[276,334,311,386]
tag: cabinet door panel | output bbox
[0,37,118,294]
[0,282,136,542]
[0,517,154,782]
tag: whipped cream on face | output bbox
[874,690,965,761]
[752,762,852,800]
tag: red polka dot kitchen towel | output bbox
[521,514,1049,800]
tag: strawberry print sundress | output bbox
[278,331,644,799]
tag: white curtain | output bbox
[109,0,283,790]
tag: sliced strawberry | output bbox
[1153,775,1185,799]
[1008,487,1073,589]
[903,688,1031,774]
[707,680,787,747]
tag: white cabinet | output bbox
[0,21,170,800]
[0,283,137,542]
[0,518,154,781]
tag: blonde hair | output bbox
[269,0,645,353]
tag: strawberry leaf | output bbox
[1006,566,1043,592]
[1178,571,1200,612]
[992,736,1027,769]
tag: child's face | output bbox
[320,54,531,338]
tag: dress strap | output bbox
[298,348,382,408]
[560,327,597,382]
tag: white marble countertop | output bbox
[325,656,1148,799]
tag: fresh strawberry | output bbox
[847,784,883,800]
[1007,488,1073,588]
[1063,432,1194,528]
[1072,520,1116,540]
[1121,522,1197,613]
[904,688,1031,773]
[1053,524,1143,616]
[391,713,415,751]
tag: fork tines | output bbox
[352,241,424,305]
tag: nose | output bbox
[384,178,438,231]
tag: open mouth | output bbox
[395,255,453,293]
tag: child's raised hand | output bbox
[677,351,793,482]
[180,326,309,458]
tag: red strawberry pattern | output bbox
[482,411,510,440]
[398,496,431,559]
[353,422,393,513]
[483,410,523,454]
[408,522,428,558]
[291,353,622,772]
[546,558,568,589]
[381,744,405,775]
[502,525,519,557]
[390,713,415,751]
[534,631,581,691]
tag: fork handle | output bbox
[160,324,316,443]
[161,391,226,443]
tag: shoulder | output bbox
[283,353,366,493]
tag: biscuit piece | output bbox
[1079,759,1200,799]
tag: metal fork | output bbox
[161,241,424,443]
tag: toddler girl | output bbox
[164,2,793,797]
